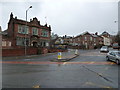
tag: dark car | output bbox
[106,51,120,65]
[100,46,109,53]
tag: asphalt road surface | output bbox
[2,49,119,88]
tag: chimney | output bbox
[15,16,17,19]
[10,12,13,19]
[38,21,40,25]
[0,26,2,32]
[95,32,98,35]
[30,19,32,22]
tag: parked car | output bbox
[106,51,120,65]
[100,46,109,52]
[112,43,120,49]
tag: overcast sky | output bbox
[0,0,119,36]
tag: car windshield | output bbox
[102,46,107,49]
[113,43,118,46]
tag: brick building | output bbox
[72,32,103,49]
[3,12,51,48]
[2,13,51,56]
[50,32,104,49]
[62,35,73,46]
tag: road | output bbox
[2,49,119,88]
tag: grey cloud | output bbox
[0,1,118,36]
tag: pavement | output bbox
[2,49,79,62]
[50,49,79,62]
[2,49,118,88]
[50,54,79,62]
[2,52,59,60]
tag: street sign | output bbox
[58,52,62,59]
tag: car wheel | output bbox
[116,59,120,65]
[106,56,109,61]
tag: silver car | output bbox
[106,51,120,65]
[100,46,109,53]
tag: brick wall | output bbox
[38,48,48,54]
[48,48,67,53]
[2,47,38,57]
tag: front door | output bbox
[33,42,38,47]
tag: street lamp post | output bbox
[114,20,120,48]
[116,21,120,36]
[25,6,32,56]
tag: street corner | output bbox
[50,58,68,62]
[74,54,79,57]
[50,54,79,62]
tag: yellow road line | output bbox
[84,82,113,88]
[33,85,41,88]
[1,61,116,65]
[90,62,95,64]
[63,62,67,65]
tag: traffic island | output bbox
[50,54,79,62]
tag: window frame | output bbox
[32,27,38,35]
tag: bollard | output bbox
[75,49,78,55]
[58,52,62,59]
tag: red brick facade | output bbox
[2,13,52,56]
[7,13,51,48]
[72,32,104,49]
[2,48,38,57]
[2,35,12,49]
[51,33,104,49]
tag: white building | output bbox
[102,36,111,46]
[100,31,112,46]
